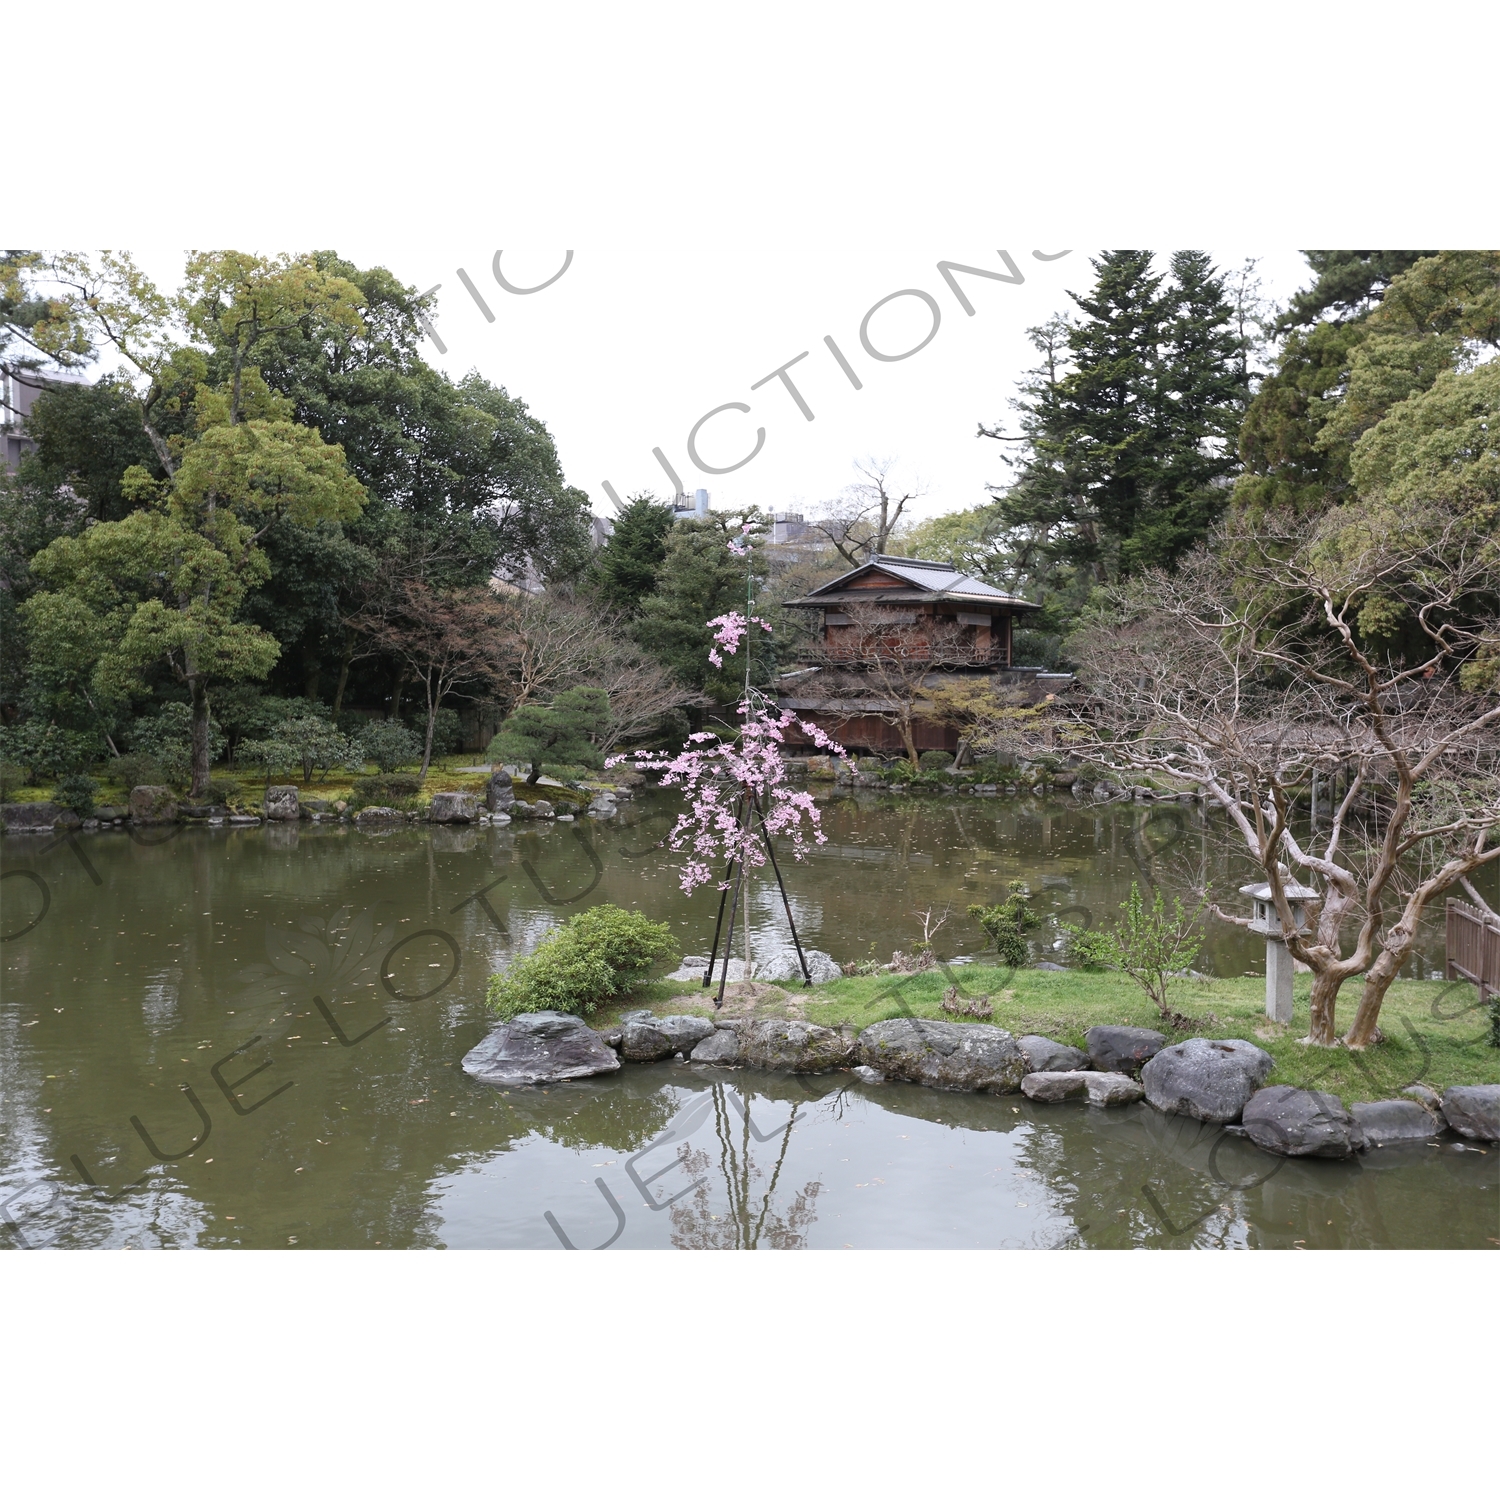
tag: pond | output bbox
[2,791,1493,1249]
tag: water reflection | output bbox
[2,796,1491,1251]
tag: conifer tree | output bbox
[594,491,672,612]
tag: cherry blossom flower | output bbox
[607,612,847,893]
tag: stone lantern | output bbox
[1240,871,1319,1024]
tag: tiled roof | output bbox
[785,555,1038,609]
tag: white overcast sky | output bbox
[119,245,1314,526]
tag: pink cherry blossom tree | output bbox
[608,519,848,996]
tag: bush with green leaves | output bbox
[968,881,1040,968]
[919,751,954,772]
[0,722,101,784]
[274,715,364,784]
[131,705,225,788]
[206,778,241,806]
[359,719,422,774]
[109,753,164,790]
[428,706,464,759]
[1065,881,1207,1025]
[237,736,298,789]
[486,904,679,1020]
[349,773,422,808]
[54,773,98,816]
[0,762,27,800]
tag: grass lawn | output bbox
[606,964,1499,1105]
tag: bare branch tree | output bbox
[807,458,925,567]
[351,580,516,779]
[1069,509,1500,1048]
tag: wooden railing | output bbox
[1446,897,1500,1000]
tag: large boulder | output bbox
[689,1027,743,1065]
[486,772,515,813]
[587,794,618,818]
[619,1014,716,1062]
[1022,1070,1143,1106]
[739,1017,857,1073]
[1441,1085,1500,1142]
[428,791,479,824]
[1241,1085,1364,1158]
[857,1018,1027,1094]
[1018,1035,1089,1074]
[461,1011,622,1086]
[1,801,63,833]
[753,946,843,984]
[1085,1025,1167,1076]
[130,785,179,825]
[354,805,404,825]
[264,785,299,821]
[1350,1099,1443,1147]
[1141,1036,1274,1124]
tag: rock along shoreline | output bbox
[462,1011,1500,1161]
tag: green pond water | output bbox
[2,791,1494,1250]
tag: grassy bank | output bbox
[610,966,1498,1105]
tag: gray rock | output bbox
[486,772,515,813]
[1082,1071,1145,1106]
[1033,960,1067,972]
[1022,1070,1090,1102]
[1241,1085,1364,1158]
[264,784,300,822]
[852,1064,885,1084]
[461,1011,622,1086]
[1140,1036,1275,1124]
[1441,1085,1500,1141]
[428,791,479,824]
[1021,1070,1143,1106]
[753,946,843,984]
[1018,1035,1089,1073]
[857,1018,1027,1094]
[530,799,555,819]
[93,805,127,822]
[130,786,179,825]
[354,805,404,824]
[507,800,534,820]
[1085,1024,1167,1076]
[587,794,618,818]
[1350,1099,1443,1147]
[689,1028,742,1065]
[740,1017,857,1073]
[620,1014,717,1061]
[665,956,751,983]
[1,801,63,833]
[1402,1084,1442,1109]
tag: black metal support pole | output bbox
[752,790,813,987]
[702,793,745,989]
[716,855,745,1011]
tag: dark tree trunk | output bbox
[189,677,212,800]
[331,632,355,719]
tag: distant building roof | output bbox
[783,555,1039,610]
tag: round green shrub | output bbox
[486,904,680,1020]
[54,773,99,816]
[918,751,954,772]
[359,720,422,774]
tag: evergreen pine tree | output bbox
[990,250,1246,581]
[594,491,673,612]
